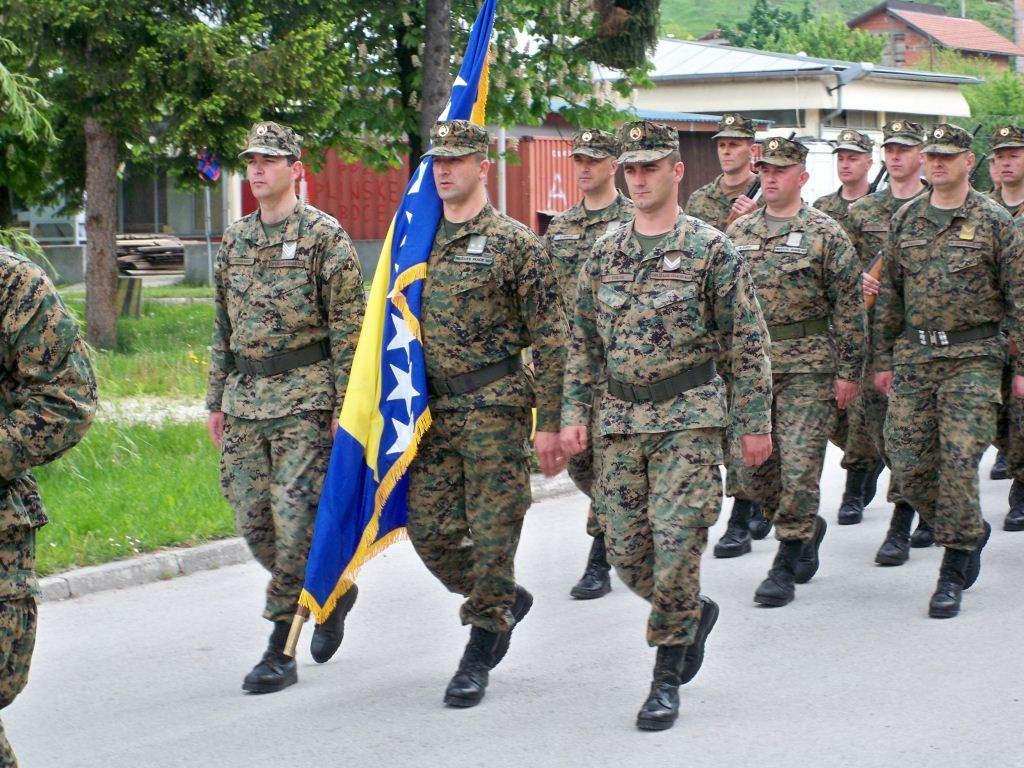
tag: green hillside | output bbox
[660,0,1014,45]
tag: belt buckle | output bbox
[918,330,927,346]
[928,330,948,347]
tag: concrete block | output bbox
[38,576,71,602]
[36,245,86,285]
[64,551,181,598]
[183,243,217,286]
[176,538,250,575]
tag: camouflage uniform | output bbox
[207,122,365,623]
[728,138,865,543]
[685,113,762,233]
[407,121,566,634]
[872,124,1024,551]
[0,248,96,768]
[813,129,875,235]
[543,129,633,538]
[563,122,773,646]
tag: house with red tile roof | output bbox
[849,1,1024,69]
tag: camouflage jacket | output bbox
[422,204,566,431]
[872,189,1024,373]
[813,188,864,235]
[0,248,96,598]
[206,201,365,420]
[543,193,633,313]
[562,211,772,437]
[727,204,865,380]
[989,188,1024,220]
[685,174,762,232]
[846,187,926,271]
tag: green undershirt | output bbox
[633,231,673,257]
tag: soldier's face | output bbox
[246,154,302,202]
[573,155,616,194]
[756,163,808,206]
[924,151,973,190]
[622,157,684,213]
[836,150,872,184]
[716,138,754,174]
[432,155,489,203]
[993,147,1024,185]
[883,144,924,183]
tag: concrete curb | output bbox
[39,472,580,603]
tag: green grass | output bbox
[64,299,214,399]
[59,283,215,300]
[35,421,232,576]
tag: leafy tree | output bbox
[720,0,813,51]
[773,15,885,62]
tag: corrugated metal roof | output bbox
[892,8,1024,56]
[597,39,979,86]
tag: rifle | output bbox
[968,123,986,186]
[867,164,888,194]
[731,131,796,219]
[864,253,883,311]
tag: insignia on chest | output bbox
[735,244,760,253]
[785,231,803,248]
[958,223,976,241]
[605,221,624,236]
[467,234,488,254]
[552,233,581,241]
[281,241,298,260]
[661,250,684,271]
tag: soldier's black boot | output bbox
[1004,480,1024,531]
[794,515,827,584]
[679,596,719,686]
[837,469,867,525]
[875,503,914,566]
[964,520,992,590]
[491,586,533,668]
[444,627,499,708]
[242,620,297,694]
[754,539,803,607]
[928,548,970,619]
[862,461,885,507]
[636,645,686,731]
[310,584,358,664]
[748,502,773,540]
[570,535,612,599]
[910,516,935,548]
[713,500,753,558]
[991,450,1010,480]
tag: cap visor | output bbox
[833,143,870,154]
[616,148,675,164]
[755,158,800,168]
[712,130,755,140]
[992,142,1024,150]
[238,147,293,159]
[571,148,614,159]
[423,146,480,158]
[922,144,969,155]
[881,137,923,147]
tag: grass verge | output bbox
[35,421,232,576]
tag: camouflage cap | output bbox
[755,136,809,167]
[882,119,925,147]
[423,120,490,158]
[713,113,756,140]
[617,121,679,164]
[239,121,303,159]
[833,129,873,154]
[571,129,620,159]
[991,124,1024,150]
[922,123,973,155]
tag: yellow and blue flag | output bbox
[300,0,497,622]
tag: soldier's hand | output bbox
[331,415,339,438]
[741,433,773,466]
[731,195,758,218]
[862,271,881,297]
[534,431,566,477]
[207,411,225,448]
[560,425,588,456]
[874,370,893,396]
[834,377,860,409]
[1013,375,1024,400]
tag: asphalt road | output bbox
[7,446,1024,768]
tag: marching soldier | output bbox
[408,120,566,708]
[686,113,771,552]
[728,137,865,608]
[206,121,366,693]
[814,129,875,233]
[0,246,96,768]
[872,123,1024,618]
[846,120,931,563]
[562,121,773,730]
[544,129,633,600]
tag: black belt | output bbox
[233,339,330,377]
[768,317,829,342]
[903,323,999,348]
[608,360,717,403]
[428,355,522,397]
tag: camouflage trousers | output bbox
[407,406,532,634]
[995,364,1024,481]
[598,428,723,647]
[885,357,1000,551]
[567,406,605,538]
[1,527,38,768]
[220,411,332,622]
[741,372,836,542]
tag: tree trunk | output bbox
[420,0,452,157]
[84,116,119,350]
[0,187,15,230]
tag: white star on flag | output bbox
[385,362,419,409]
[386,314,417,356]
[385,416,415,455]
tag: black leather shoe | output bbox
[964,520,991,590]
[754,540,802,607]
[444,628,497,708]
[794,516,827,584]
[875,503,914,566]
[748,503,773,540]
[636,646,686,731]
[837,470,866,525]
[1005,480,1024,531]
[862,461,885,507]
[679,596,719,686]
[929,548,969,619]
[991,450,1010,480]
[713,526,752,558]
[491,586,533,669]
[910,517,934,548]
[570,535,612,599]
[310,584,359,664]
[243,621,297,694]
